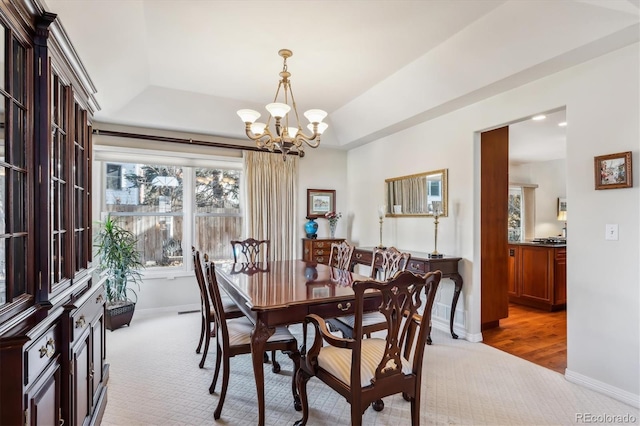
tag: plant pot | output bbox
[106,302,136,331]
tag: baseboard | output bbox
[430,316,483,342]
[135,303,200,319]
[565,369,640,409]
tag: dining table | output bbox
[214,259,376,426]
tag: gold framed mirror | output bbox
[384,169,448,217]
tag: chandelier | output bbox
[237,49,328,160]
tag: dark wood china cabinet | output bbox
[0,2,106,425]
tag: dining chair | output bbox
[329,246,411,339]
[328,240,355,271]
[192,247,243,368]
[202,254,301,420]
[294,270,442,425]
[229,238,279,370]
[231,238,270,263]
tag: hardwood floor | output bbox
[482,303,567,374]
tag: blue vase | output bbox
[305,218,318,239]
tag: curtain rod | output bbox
[91,129,301,157]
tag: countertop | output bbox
[508,241,566,248]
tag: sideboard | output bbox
[302,238,346,265]
[352,247,463,342]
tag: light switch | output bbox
[605,224,619,241]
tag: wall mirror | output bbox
[385,169,448,217]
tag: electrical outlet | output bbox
[605,224,619,241]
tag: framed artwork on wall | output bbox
[557,197,567,220]
[307,189,335,218]
[594,151,632,190]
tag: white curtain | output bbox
[243,151,298,260]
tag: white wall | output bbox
[510,159,567,238]
[346,44,639,405]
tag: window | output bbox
[106,163,122,190]
[508,184,536,242]
[100,158,242,271]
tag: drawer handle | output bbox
[355,253,362,259]
[96,294,104,304]
[337,302,351,312]
[39,338,55,358]
[316,250,324,255]
[75,315,86,329]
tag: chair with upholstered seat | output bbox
[294,270,442,426]
[192,247,243,368]
[329,246,411,339]
[328,240,355,271]
[202,253,301,420]
[229,238,280,370]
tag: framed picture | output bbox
[595,151,632,190]
[306,189,336,218]
[557,197,567,221]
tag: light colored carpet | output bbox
[101,311,638,425]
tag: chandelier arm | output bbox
[294,133,321,148]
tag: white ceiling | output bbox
[43,0,639,161]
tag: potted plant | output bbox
[95,215,144,331]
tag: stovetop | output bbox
[532,237,566,244]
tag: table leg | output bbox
[449,273,463,339]
[251,319,274,426]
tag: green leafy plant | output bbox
[95,215,144,306]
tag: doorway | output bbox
[480,109,567,373]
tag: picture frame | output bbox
[594,151,632,190]
[557,197,567,221]
[306,189,336,218]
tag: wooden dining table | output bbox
[214,259,376,426]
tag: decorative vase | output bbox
[305,217,318,239]
[329,221,337,238]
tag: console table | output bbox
[352,247,463,341]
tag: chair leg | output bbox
[196,314,205,354]
[263,352,269,363]
[271,350,280,373]
[287,349,301,411]
[199,325,211,368]
[213,356,230,420]
[293,370,310,426]
[209,341,222,394]
[410,397,419,425]
[350,403,363,426]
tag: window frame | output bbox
[94,147,243,279]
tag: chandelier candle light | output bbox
[429,201,444,259]
[237,49,328,161]
[377,205,386,248]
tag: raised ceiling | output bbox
[43,0,639,159]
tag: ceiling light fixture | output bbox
[237,49,328,160]
[532,114,546,121]
[558,121,567,127]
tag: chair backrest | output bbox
[328,241,354,270]
[230,238,270,263]
[192,247,212,322]
[351,270,442,389]
[370,246,411,280]
[201,252,231,342]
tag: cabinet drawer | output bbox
[72,285,105,342]
[312,241,331,249]
[309,297,379,318]
[313,248,329,257]
[26,323,60,387]
[314,256,327,264]
[407,260,425,273]
[352,249,372,265]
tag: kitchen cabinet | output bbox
[508,243,566,311]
